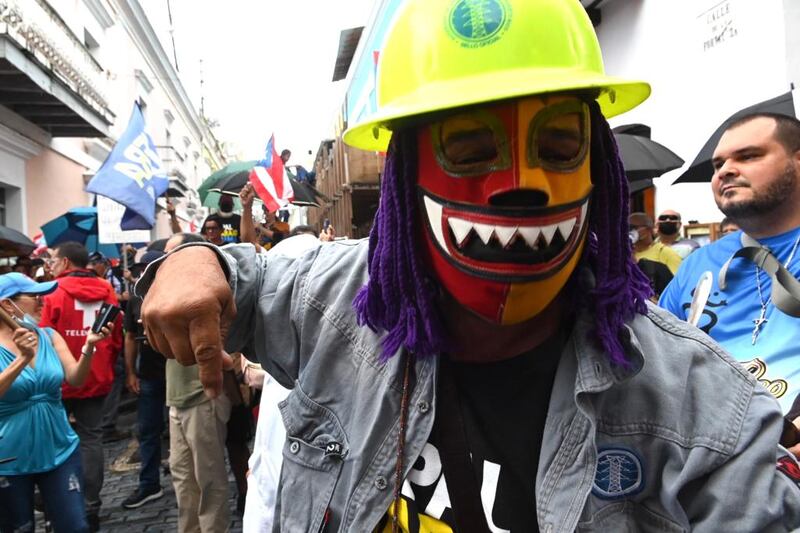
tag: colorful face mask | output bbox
[418,95,593,324]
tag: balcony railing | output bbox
[157,145,192,183]
[0,0,111,119]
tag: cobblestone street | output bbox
[36,407,244,532]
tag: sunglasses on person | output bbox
[657,215,680,222]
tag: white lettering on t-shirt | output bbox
[407,443,442,487]
[481,461,510,533]
[402,440,508,528]
[405,443,453,519]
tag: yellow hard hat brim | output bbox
[343,70,650,152]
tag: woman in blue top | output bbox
[0,273,112,532]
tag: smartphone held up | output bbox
[92,303,120,334]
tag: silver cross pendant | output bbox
[752,307,768,345]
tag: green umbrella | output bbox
[197,160,258,204]
[202,190,242,210]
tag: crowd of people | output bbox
[3,0,800,531]
[0,190,333,531]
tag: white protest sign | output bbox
[97,195,152,244]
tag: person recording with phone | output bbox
[319,218,336,242]
[0,273,112,532]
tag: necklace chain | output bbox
[752,231,800,344]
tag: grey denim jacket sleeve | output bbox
[549,306,800,533]
[139,241,800,532]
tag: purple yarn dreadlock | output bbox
[354,99,651,365]
[352,129,447,361]
[585,100,652,365]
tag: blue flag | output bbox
[86,103,169,230]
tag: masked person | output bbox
[138,1,800,531]
[40,242,124,531]
[0,273,112,532]
[655,210,699,259]
[629,212,682,275]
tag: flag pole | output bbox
[123,243,130,294]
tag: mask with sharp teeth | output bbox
[417,94,593,324]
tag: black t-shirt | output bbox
[636,258,673,298]
[384,331,564,532]
[124,295,165,380]
[204,213,242,244]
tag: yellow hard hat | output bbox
[344,0,650,151]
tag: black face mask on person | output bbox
[659,222,679,236]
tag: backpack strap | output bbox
[718,233,800,318]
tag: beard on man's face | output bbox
[717,163,798,220]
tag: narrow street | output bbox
[37,406,244,532]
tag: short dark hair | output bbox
[720,216,737,232]
[201,215,222,233]
[289,225,318,237]
[55,241,89,268]
[628,212,653,228]
[725,112,800,154]
[176,232,206,245]
[280,149,291,158]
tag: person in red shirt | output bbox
[41,241,123,532]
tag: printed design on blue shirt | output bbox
[660,229,800,414]
[680,287,728,334]
[742,358,789,399]
[592,447,645,500]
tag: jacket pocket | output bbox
[576,501,685,533]
[277,382,349,532]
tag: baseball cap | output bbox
[88,251,110,264]
[0,273,57,299]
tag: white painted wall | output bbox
[595,0,792,223]
[6,0,221,234]
[0,147,28,231]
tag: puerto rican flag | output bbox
[249,135,294,213]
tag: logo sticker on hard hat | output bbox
[447,0,512,48]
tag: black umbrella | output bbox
[612,124,684,182]
[0,226,35,258]
[673,91,796,184]
[628,178,654,195]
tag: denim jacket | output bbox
[141,240,800,532]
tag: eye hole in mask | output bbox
[527,100,589,173]
[441,118,497,165]
[432,110,511,177]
